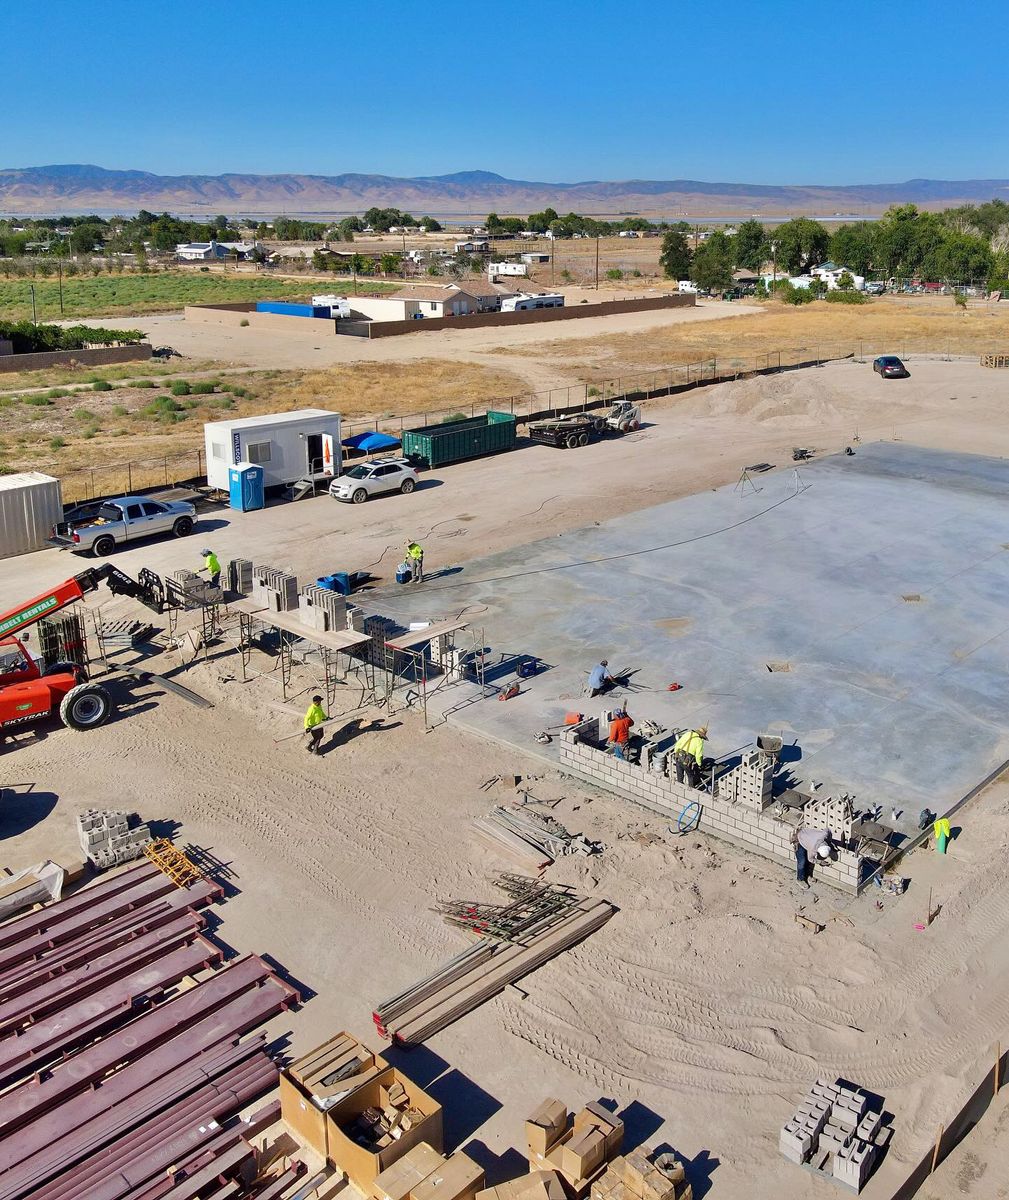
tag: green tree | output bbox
[772,218,829,274]
[690,231,735,293]
[658,230,691,280]
[379,253,403,276]
[419,216,442,232]
[828,222,876,277]
[733,219,767,271]
[836,270,854,291]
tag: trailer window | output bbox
[246,441,272,464]
[210,442,226,460]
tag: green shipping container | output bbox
[401,410,516,468]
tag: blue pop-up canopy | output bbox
[341,431,401,452]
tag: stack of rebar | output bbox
[373,877,615,1046]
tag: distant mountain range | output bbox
[1,164,1008,217]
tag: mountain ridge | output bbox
[2,164,1008,216]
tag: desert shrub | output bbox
[72,407,96,420]
[824,290,869,305]
[111,404,128,416]
[190,381,215,395]
[49,436,66,449]
[24,394,53,406]
[141,395,182,416]
[91,379,113,391]
[169,380,191,396]
[606,269,623,281]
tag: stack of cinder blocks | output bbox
[715,750,773,811]
[227,558,253,595]
[168,569,211,609]
[300,585,348,632]
[253,566,299,613]
[591,1145,691,1200]
[77,809,152,870]
[779,1077,891,1193]
[363,614,399,669]
[802,794,855,840]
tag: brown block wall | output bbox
[0,344,153,374]
[363,293,696,338]
[559,723,862,893]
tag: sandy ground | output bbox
[4,360,1009,1198]
[124,300,760,375]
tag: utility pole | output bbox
[30,283,37,326]
[595,236,600,290]
[57,256,64,316]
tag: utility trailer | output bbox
[528,401,642,449]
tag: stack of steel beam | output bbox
[0,858,304,1199]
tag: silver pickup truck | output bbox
[50,496,197,557]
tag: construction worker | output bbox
[200,548,221,589]
[587,660,616,698]
[607,705,634,760]
[793,826,834,887]
[304,694,327,754]
[406,541,424,583]
[672,724,708,788]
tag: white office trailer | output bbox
[203,409,342,491]
[500,292,565,311]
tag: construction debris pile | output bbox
[474,806,602,868]
[373,876,615,1046]
[0,857,302,1199]
[76,808,152,869]
[779,1076,892,1192]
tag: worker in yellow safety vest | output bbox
[201,548,221,589]
[406,541,424,583]
[304,694,327,754]
[672,724,708,789]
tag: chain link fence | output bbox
[54,340,1003,502]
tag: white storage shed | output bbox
[0,472,63,559]
[203,409,342,492]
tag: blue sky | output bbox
[3,0,1007,183]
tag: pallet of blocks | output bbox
[523,1098,628,1199]
[280,1029,444,1190]
[779,1075,893,1193]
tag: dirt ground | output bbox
[4,359,1009,1199]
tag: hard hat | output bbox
[817,843,832,860]
[312,694,323,703]
[201,548,213,555]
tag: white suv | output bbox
[329,458,419,504]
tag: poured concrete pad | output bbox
[374,443,1009,832]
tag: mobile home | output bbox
[204,409,342,492]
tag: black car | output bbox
[872,355,909,378]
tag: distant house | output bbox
[811,262,865,291]
[454,239,490,254]
[458,278,517,312]
[520,252,550,264]
[177,239,262,262]
[389,284,481,317]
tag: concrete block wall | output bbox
[560,722,862,893]
[715,750,773,811]
[299,584,347,632]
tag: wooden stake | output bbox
[926,887,933,926]
[996,1042,1001,1098]
[930,1125,943,1173]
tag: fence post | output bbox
[164,457,168,486]
[127,462,132,492]
[90,469,95,497]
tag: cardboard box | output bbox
[526,1099,569,1156]
[327,1066,443,1188]
[480,1170,567,1200]
[291,1032,360,1084]
[573,1103,624,1158]
[374,1142,446,1200]
[410,1152,485,1200]
[622,1150,652,1195]
[280,1070,329,1157]
[555,1129,607,1186]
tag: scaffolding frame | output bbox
[382,619,489,731]
[230,600,376,709]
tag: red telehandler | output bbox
[0,564,176,738]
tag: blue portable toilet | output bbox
[228,463,265,512]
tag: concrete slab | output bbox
[368,442,1009,836]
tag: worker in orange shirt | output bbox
[607,705,634,760]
